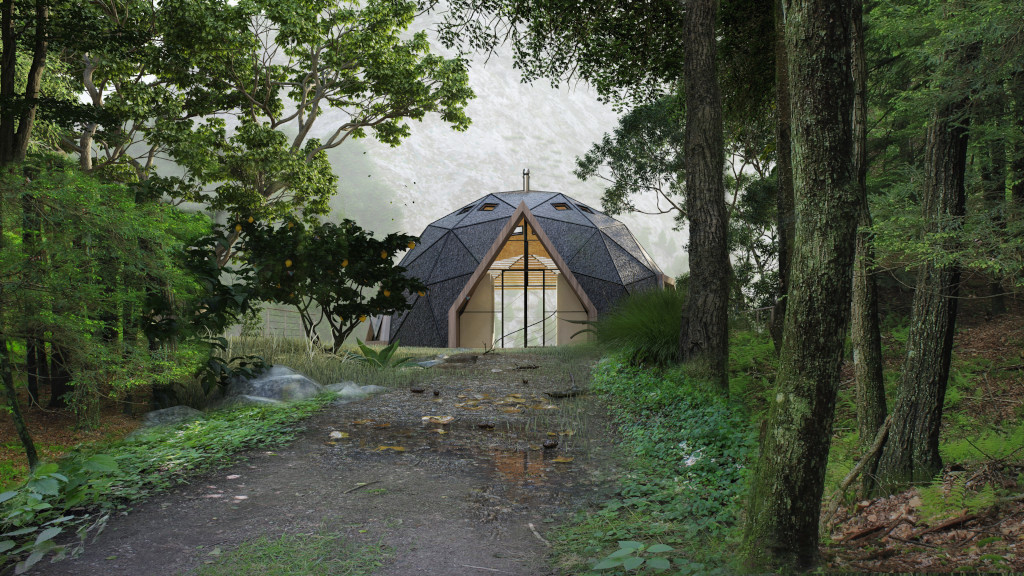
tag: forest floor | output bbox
[25,349,622,576]
[823,308,1024,572]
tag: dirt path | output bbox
[38,351,620,576]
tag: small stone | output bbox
[542,438,558,450]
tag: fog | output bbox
[318,29,686,279]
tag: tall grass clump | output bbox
[591,288,687,367]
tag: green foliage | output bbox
[237,218,425,349]
[195,531,392,576]
[354,339,414,370]
[552,356,755,575]
[148,0,473,221]
[592,541,677,573]
[0,156,209,421]
[591,289,686,367]
[918,477,998,525]
[0,455,118,573]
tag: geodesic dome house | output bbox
[375,179,670,349]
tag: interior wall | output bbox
[459,275,495,348]
[557,274,590,345]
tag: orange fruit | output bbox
[285,259,293,268]
[380,250,388,259]
[417,290,425,297]
[407,241,416,249]
[342,259,348,267]
[234,224,242,232]
[359,315,367,322]
[383,289,391,297]
[247,216,254,223]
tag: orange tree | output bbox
[236,218,424,350]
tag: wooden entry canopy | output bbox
[447,201,598,347]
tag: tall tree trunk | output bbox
[48,344,71,408]
[874,93,970,495]
[742,0,856,570]
[769,0,794,353]
[0,0,16,163]
[850,0,887,495]
[680,0,729,394]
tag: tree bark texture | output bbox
[874,94,969,495]
[742,0,856,570]
[850,0,887,495]
[680,0,729,393]
[0,0,16,163]
[769,0,794,353]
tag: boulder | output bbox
[139,405,205,429]
[325,382,390,400]
[226,365,323,402]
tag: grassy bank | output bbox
[551,349,761,575]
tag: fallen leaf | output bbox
[324,442,337,446]
[909,496,923,508]
[531,404,559,410]
[422,415,454,424]
[529,444,542,451]
[208,547,222,556]
[329,431,349,439]
[376,446,406,452]
[352,419,375,425]
[458,405,484,411]
[547,432,558,437]
[429,428,447,435]
[551,456,574,463]
[561,430,576,436]
[500,407,522,414]
[374,423,392,429]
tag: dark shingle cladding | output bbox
[389,190,666,347]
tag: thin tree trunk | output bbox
[0,186,39,468]
[680,0,729,394]
[48,345,71,408]
[1012,72,1024,206]
[850,0,887,496]
[769,0,794,353]
[14,0,47,161]
[742,0,856,570]
[980,110,1006,315]
[874,92,970,495]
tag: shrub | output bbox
[592,288,687,367]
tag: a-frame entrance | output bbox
[448,202,597,348]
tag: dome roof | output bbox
[389,190,665,347]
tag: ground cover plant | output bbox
[551,350,757,575]
[195,530,392,576]
[0,396,331,573]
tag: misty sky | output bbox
[318,23,687,279]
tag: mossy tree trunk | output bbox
[874,90,969,495]
[769,0,794,353]
[850,0,887,495]
[742,0,857,570]
[680,0,729,394]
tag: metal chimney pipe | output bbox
[522,168,530,191]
